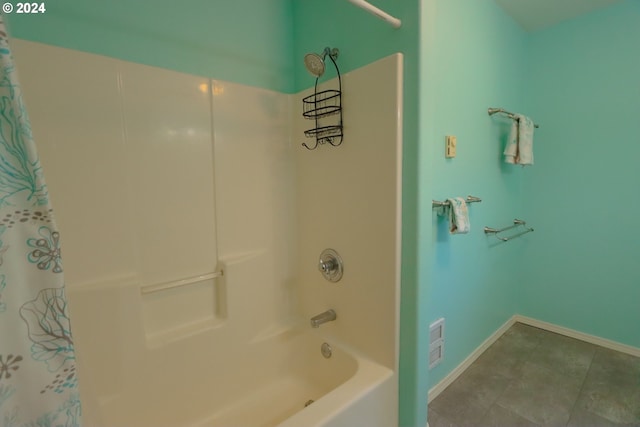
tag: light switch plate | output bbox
[445,135,457,158]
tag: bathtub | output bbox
[80,324,397,427]
[192,329,397,427]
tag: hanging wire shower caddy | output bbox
[302,47,343,150]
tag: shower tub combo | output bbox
[13,37,403,427]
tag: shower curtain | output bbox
[0,16,82,427]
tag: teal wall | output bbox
[422,0,528,388]
[520,1,640,347]
[4,0,295,93]
[423,0,640,393]
[292,0,407,92]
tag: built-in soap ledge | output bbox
[219,250,265,266]
[145,316,224,349]
[140,271,223,295]
[249,320,305,344]
[141,267,227,348]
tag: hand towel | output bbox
[503,120,519,164]
[504,114,535,165]
[447,197,470,234]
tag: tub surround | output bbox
[12,39,402,427]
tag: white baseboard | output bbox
[427,314,640,403]
[427,316,517,402]
[514,315,640,358]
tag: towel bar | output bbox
[484,219,534,241]
[488,108,539,129]
[432,195,481,209]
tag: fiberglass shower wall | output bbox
[294,53,403,370]
[11,39,295,426]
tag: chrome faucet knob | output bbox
[319,258,336,274]
[317,249,343,282]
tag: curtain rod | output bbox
[346,0,402,29]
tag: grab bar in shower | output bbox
[432,195,482,209]
[484,219,534,242]
[488,108,539,129]
[140,271,223,295]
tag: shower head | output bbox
[304,53,325,77]
[304,47,339,78]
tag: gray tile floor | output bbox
[428,322,640,427]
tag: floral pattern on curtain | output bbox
[0,15,81,427]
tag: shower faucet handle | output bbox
[317,249,343,282]
[319,258,336,274]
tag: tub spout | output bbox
[310,309,337,328]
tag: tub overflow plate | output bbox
[321,342,332,358]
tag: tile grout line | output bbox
[492,327,547,426]
[563,347,597,426]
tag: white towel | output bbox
[447,197,470,234]
[504,114,534,165]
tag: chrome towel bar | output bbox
[432,195,482,209]
[484,219,534,241]
[488,107,539,129]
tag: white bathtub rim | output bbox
[276,354,395,427]
[186,330,393,427]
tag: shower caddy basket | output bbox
[302,47,344,150]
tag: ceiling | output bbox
[495,0,622,32]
